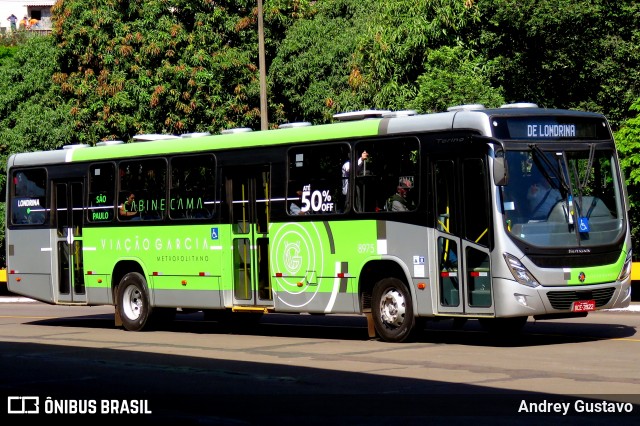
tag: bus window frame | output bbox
[10,167,48,226]
[88,162,117,224]
[117,157,168,222]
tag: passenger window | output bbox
[88,163,116,222]
[169,155,216,220]
[462,158,489,246]
[287,143,349,214]
[354,137,420,213]
[11,168,47,225]
[118,159,167,221]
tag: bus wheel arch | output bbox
[111,260,145,302]
[359,259,414,312]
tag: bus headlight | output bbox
[617,250,632,282]
[503,253,540,288]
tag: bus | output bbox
[5,103,633,342]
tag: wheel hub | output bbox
[379,289,406,328]
[122,285,142,320]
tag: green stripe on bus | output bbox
[566,248,627,285]
[70,120,382,162]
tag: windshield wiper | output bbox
[571,144,596,213]
[529,144,569,194]
[530,144,578,230]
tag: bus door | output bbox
[224,165,272,308]
[53,179,86,303]
[433,154,494,316]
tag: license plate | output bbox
[572,300,596,312]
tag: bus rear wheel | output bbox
[372,278,416,343]
[116,272,151,331]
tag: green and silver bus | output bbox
[5,103,632,342]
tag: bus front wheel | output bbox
[372,278,416,343]
[116,272,151,331]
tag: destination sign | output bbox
[90,192,113,222]
[526,124,575,138]
[492,116,610,140]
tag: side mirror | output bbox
[493,151,508,186]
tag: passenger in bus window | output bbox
[527,175,561,221]
[119,192,139,219]
[341,150,369,196]
[386,178,414,212]
[289,190,306,215]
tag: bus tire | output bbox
[372,278,416,342]
[116,272,151,331]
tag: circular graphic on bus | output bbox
[270,222,325,308]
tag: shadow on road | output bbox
[2,337,638,425]
[24,309,638,348]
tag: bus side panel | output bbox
[268,220,434,315]
[82,227,124,304]
[152,277,222,309]
[270,221,373,314]
[82,225,225,308]
[84,274,111,304]
[7,273,53,303]
[6,228,55,302]
[382,221,433,316]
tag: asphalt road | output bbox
[0,297,639,425]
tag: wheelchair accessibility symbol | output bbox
[578,217,590,233]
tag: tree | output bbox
[51,0,315,143]
[411,46,504,112]
[269,0,489,122]
[614,99,640,259]
[476,0,640,128]
[0,35,75,266]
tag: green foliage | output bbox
[0,46,17,62]
[616,101,640,186]
[269,0,484,122]
[614,100,640,259]
[0,35,75,265]
[0,31,33,48]
[51,0,314,142]
[0,35,75,164]
[269,0,370,122]
[0,36,74,153]
[476,0,640,128]
[411,46,504,112]
[54,0,252,140]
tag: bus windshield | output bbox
[501,146,624,248]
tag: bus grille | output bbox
[546,287,615,310]
[529,251,620,268]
